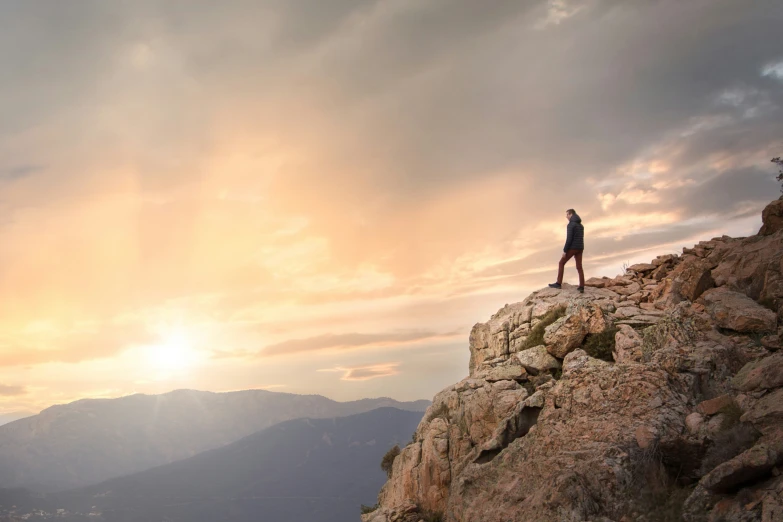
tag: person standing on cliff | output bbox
[549,209,585,293]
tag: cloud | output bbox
[762,60,783,81]
[0,323,155,367]
[0,164,45,181]
[0,0,782,410]
[0,384,27,396]
[318,363,400,381]
[258,331,460,357]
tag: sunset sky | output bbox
[1,0,781,418]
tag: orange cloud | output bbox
[318,363,400,382]
[0,384,27,396]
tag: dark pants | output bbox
[558,249,585,287]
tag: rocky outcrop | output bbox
[363,198,783,522]
[700,287,778,333]
[759,196,783,236]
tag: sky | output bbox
[0,0,782,417]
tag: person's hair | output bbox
[566,208,576,215]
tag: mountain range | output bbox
[0,389,429,492]
[2,408,422,522]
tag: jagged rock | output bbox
[741,388,783,435]
[652,254,678,267]
[544,301,612,358]
[474,363,528,383]
[585,276,612,288]
[613,306,644,319]
[759,196,783,236]
[448,362,690,522]
[685,412,704,434]
[762,334,781,350]
[514,346,560,374]
[701,287,778,333]
[733,352,783,392]
[544,314,587,358]
[627,262,656,273]
[468,289,618,375]
[562,349,611,375]
[613,324,643,364]
[379,376,528,514]
[361,501,420,522]
[614,281,642,296]
[696,394,734,416]
[762,477,783,522]
[615,315,663,327]
[700,437,783,493]
[650,262,673,281]
[368,197,783,522]
[711,232,783,320]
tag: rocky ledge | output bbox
[363,196,783,522]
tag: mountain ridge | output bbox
[1,407,424,522]
[0,388,429,492]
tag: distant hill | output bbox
[0,411,33,427]
[0,389,429,491]
[2,408,422,522]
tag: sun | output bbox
[147,330,198,373]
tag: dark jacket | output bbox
[564,213,585,252]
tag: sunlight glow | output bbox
[146,330,199,374]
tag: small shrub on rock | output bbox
[381,445,401,478]
[582,327,618,362]
[618,443,694,522]
[361,504,379,515]
[417,509,444,522]
[700,423,760,475]
[525,306,567,348]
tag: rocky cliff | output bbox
[363,196,783,522]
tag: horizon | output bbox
[1,0,782,416]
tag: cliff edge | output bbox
[363,197,783,522]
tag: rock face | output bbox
[759,196,783,236]
[700,287,778,333]
[363,198,783,522]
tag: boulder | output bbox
[701,287,778,333]
[733,352,783,392]
[543,302,611,358]
[562,349,612,375]
[584,276,611,288]
[613,324,643,364]
[685,412,704,434]
[652,254,678,267]
[741,388,783,435]
[627,263,656,273]
[474,363,528,383]
[514,346,561,374]
[613,306,644,319]
[759,196,783,236]
[711,232,783,318]
[614,282,642,296]
[696,395,735,416]
[672,258,715,302]
[700,438,783,493]
[544,314,586,358]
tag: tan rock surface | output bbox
[367,197,783,522]
[701,287,778,333]
[759,196,783,236]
